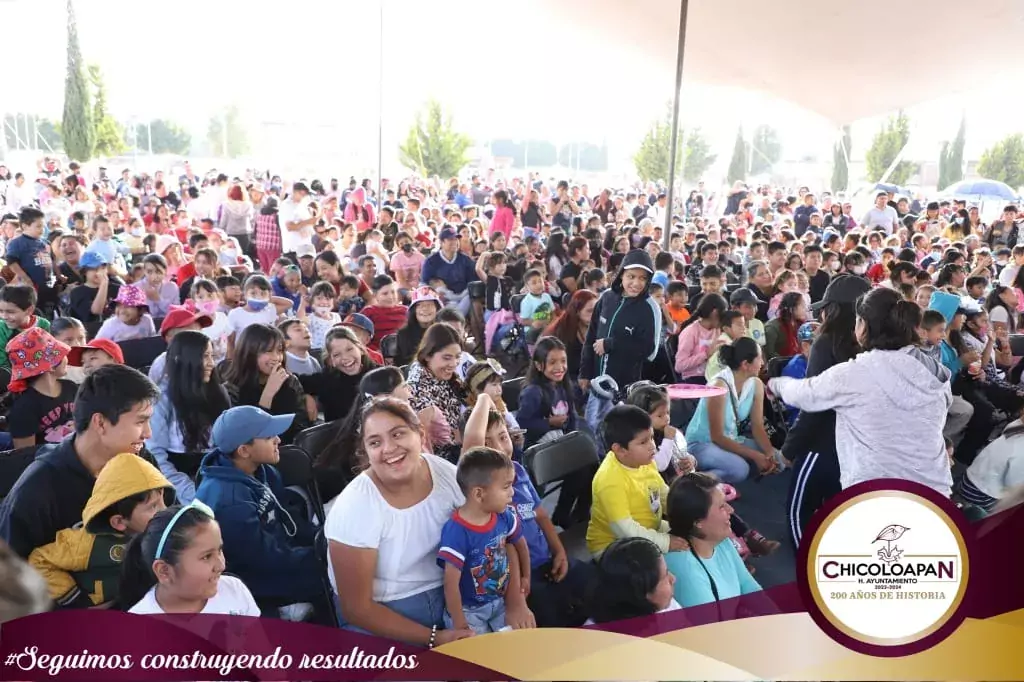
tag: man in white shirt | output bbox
[647,192,668,227]
[4,174,34,213]
[860,191,900,236]
[278,182,320,259]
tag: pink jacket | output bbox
[675,321,718,378]
[490,205,515,239]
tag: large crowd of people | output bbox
[0,159,1020,639]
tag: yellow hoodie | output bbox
[28,454,172,608]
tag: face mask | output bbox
[853,265,867,275]
[931,251,941,259]
[198,301,218,315]
[829,261,841,272]
[367,240,379,250]
[955,217,964,225]
[222,248,238,259]
[998,259,1008,267]
[129,227,142,237]
[402,243,414,253]
[248,298,269,311]
[313,305,333,315]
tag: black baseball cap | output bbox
[810,274,872,310]
[729,288,759,306]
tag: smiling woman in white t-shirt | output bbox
[119,502,260,616]
[326,397,473,647]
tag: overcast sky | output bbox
[4,0,1023,172]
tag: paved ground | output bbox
[730,467,797,588]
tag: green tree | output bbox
[937,141,952,193]
[865,110,914,185]
[207,105,249,158]
[147,119,191,154]
[749,124,781,176]
[87,64,124,157]
[398,99,472,177]
[831,125,851,192]
[61,0,93,161]
[937,114,962,188]
[682,128,716,182]
[977,133,1024,191]
[633,106,680,183]
[727,126,747,184]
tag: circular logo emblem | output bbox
[110,542,125,563]
[800,481,971,656]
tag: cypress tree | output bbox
[62,0,94,161]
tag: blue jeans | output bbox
[688,438,756,483]
[340,586,444,637]
[445,597,507,634]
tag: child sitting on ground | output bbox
[586,404,687,559]
[304,281,342,350]
[280,319,321,376]
[28,454,171,608]
[95,285,157,342]
[0,285,50,371]
[780,322,818,426]
[705,310,747,382]
[438,447,534,634]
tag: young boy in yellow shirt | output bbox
[586,405,689,558]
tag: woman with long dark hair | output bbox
[223,324,311,443]
[544,232,569,282]
[782,275,869,549]
[146,331,230,502]
[543,289,597,389]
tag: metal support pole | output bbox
[376,0,384,208]
[663,0,690,249]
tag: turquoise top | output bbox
[665,539,762,611]
[685,371,756,445]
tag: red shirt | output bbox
[175,261,196,285]
[360,304,409,350]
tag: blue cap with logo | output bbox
[212,405,294,453]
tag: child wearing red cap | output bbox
[95,286,157,342]
[7,328,77,449]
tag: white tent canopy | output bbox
[543,0,1024,125]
